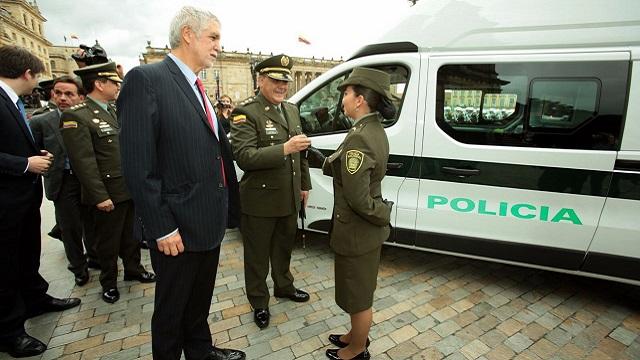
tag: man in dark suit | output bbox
[118,6,244,360]
[0,45,81,358]
[30,76,100,286]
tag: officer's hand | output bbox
[301,190,310,208]
[157,231,185,256]
[306,146,326,164]
[383,199,394,212]
[96,199,115,212]
[284,134,311,155]
[27,154,52,174]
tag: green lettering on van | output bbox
[425,195,582,225]
[427,195,448,209]
[551,208,583,225]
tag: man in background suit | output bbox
[0,45,81,358]
[118,6,244,360]
[30,76,99,287]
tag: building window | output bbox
[200,70,207,80]
[31,19,35,30]
[50,60,56,69]
[12,32,16,40]
[23,14,27,25]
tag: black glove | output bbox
[306,146,326,164]
[382,199,394,212]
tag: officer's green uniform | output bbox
[60,62,145,292]
[230,55,311,309]
[322,68,393,314]
[32,99,57,116]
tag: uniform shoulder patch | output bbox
[62,121,78,129]
[239,96,256,106]
[345,150,364,175]
[232,114,247,124]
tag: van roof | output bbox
[370,0,640,53]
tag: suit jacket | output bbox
[118,56,240,252]
[322,113,391,256]
[30,110,66,201]
[230,93,311,217]
[0,87,42,210]
[60,98,130,206]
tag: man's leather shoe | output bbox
[0,333,46,358]
[328,334,370,348]
[326,348,370,360]
[123,271,156,283]
[274,288,310,302]
[48,224,61,240]
[102,288,120,303]
[87,259,101,270]
[27,296,81,318]
[75,269,89,286]
[253,308,269,329]
[203,347,246,360]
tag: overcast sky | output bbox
[37,0,413,73]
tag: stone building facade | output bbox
[48,45,80,78]
[0,0,52,77]
[141,42,343,104]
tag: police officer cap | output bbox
[255,54,293,82]
[73,61,122,83]
[338,67,393,101]
[37,78,54,91]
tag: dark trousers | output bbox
[54,171,97,275]
[241,213,297,309]
[0,184,49,340]
[93,200,144,290]
[150,247,221,360]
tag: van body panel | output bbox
[286,2,640,285]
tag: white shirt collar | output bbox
[0,79,20,108]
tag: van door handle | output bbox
[441,166,481,177]
[387,162,403,169]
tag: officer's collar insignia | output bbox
[93,110,99,114]
[345,150,364,175]
[92,119,100,123]
[265,106,270,111]
[266,119,273,127]
[281,56,290,67]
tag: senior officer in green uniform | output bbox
[230,54,312,329]
[60,62,155,304]
[317,67,395,360]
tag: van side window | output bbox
[436,62,629,150]
[298,65,409,136]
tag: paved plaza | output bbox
[2,201,640,360]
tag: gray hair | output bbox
[169,6,219,48]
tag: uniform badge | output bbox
[345,150,364,175]
[232,114,246,124]
[281,56,290,67]
[265,119,273,127]
[265,106,270,112]
[92,119,100,123]
[62,121,78,129]
[93,110,99,114]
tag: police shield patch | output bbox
[345,150,364,174]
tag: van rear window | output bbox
[436,61,628,150]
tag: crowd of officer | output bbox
[1,26,395,358]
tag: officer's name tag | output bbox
[265,127,278,135]
[100,127,114,134]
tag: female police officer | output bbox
[320,67,395,360]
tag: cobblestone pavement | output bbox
[3,202,640,360]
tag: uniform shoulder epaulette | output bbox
[238,96,257,107]
[68,102,88,112]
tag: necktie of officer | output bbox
[195,77,226,187]
[16,98,34,140]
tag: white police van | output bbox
[290,0,640,285]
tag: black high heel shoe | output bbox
[325,348,370,359]
[328,334,370,348]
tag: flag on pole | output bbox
[297,35,311,45]
[63,35,67,42]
